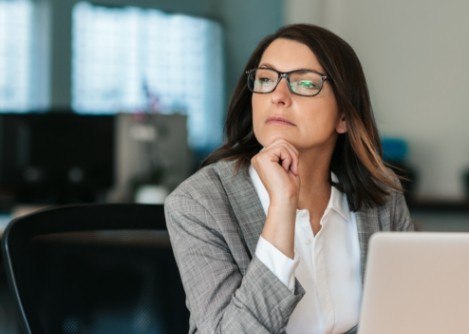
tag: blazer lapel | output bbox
[217,160,265,258]
[355,206,380,282]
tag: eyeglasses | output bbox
[246,67,330,97]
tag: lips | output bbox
[265,116,296,126]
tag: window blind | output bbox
[0,0,33,111]
[72,2,224,150]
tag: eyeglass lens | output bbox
[248,68,325,96]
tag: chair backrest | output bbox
[1,203,189,334]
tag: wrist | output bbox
[262,204,297,259]
[270,196,298,211]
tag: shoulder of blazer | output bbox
[166,159,266,256]
[166,159,255,216]
[169,160,233,197]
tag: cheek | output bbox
[252,111,276,148]
[251,96,263,135]
[251,95,262,116]
[251,112,264,146]
[300,103,340,134]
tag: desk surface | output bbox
[409,199,469,213]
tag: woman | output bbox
[165,24,413,334]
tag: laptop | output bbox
[358,232,469,334]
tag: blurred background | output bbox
[1,0,469,331]
[1,0,468,210]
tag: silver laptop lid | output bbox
[358,232,469,334]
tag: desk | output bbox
[409,199,469,232]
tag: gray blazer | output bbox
[165,159,413,334]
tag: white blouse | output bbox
[250,166,362,334]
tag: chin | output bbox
[258,133,296,148]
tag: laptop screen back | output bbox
[358,232,469,334]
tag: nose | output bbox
[270,77,292,106]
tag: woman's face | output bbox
[251,38,346,155]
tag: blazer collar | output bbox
[216,160,265,257]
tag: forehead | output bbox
[259,38,323,72]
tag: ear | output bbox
[336,113,347,134]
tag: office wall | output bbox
[214,0,283,98]
[284,0,469,200]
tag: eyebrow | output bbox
[258,63,320,73]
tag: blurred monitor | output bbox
[114,113,193,201]
[0,112,114,206]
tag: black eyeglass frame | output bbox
[245,67,331,97]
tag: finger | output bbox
[280,143,299,176]
[289,151,299,176]
[266,146,290,171]
[275,144,299,176]
[278,147,293,172]
[259,140,299,175]
[269,138,299,156]
[268,140,299,165]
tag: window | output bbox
[72,2,224,151]
[0,0,34,111]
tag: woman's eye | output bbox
[256,77,275,86]
[297,80,317,89]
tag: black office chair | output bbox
[1,204,189,334]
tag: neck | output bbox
[297,147,333,210]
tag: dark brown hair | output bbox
[203,24,401,211]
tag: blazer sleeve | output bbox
[165,193,304,334]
